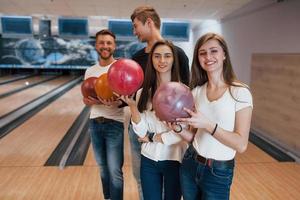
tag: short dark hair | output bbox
[95,29,116,40]
[131,6,161,29]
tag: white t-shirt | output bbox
[132,89,188,162]
[84,62,124,123]
[192,82,253,160]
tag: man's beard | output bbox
[98,48,113,60]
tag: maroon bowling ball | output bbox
[153,82,194,122]
[81,77,97,98]
[108,58,144,96]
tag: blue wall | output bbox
[0,37,144,69]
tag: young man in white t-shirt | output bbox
[83,29,124,200]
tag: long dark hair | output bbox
[137,40,180,112]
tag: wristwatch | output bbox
[147,131,155,142]
[173,124,183,133]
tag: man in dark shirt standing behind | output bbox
[131,6,189,85]
[128,5,190,200]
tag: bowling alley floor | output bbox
[0,75,299,199]
[0,141,299,199]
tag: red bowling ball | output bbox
[153,82,194,122]
[81,77,98,98]
[107,58,144,96]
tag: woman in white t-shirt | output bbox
[177,33,253,200]
[121,40,189,200]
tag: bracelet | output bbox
[211,123,218,136]
[173,124,183,133]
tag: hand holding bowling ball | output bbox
[153,82,194,122]
[81,77,98,98]
[108,59,144,96]
[94,73,115,100]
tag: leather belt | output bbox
[191,146,234,168]
[94,117,114,123]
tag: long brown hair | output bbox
[190,32,241,88]
[190,33,249,100]
[137,40,180,112]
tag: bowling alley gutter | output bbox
[0,76,82,139]
[45,106,91,168]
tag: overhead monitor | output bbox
[1,16,33,38]
[108,20,135,41]
[58,18,88,38]
[161,22,190,41]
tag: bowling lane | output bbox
[0,75,55,94]
[0,74,30,82]
[0,76,75,117]
[84,146,97,166]
[0,75,13,81]
[0,84,85,166]
[236,142,276,163]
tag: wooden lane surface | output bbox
[0,76,75,117]
[0,75,55,94]
[232,162,300,200]
[0,84,85,166]
[0,143,298,199]
[0,166,102,200]
[0,75,14,81]
[0,74,28,81]
[236,142,276,163]
[1,163,298,200]
[0,92,297,200]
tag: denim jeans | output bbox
[141,155,182,200]
[180,146,234,200]
[89,118,124,200]
[128,124,143,200]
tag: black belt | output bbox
[191,146,234,168]
[94,117,115,123]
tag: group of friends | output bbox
[83,5,253,200]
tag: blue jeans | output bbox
[180,146,234,200]
[128,124,143,200]
[89,118,124,200]
[141,155,182,200]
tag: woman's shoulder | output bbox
[230,82,252,101]
[230,82,251,93]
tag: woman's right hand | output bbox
[118,94,137,108]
